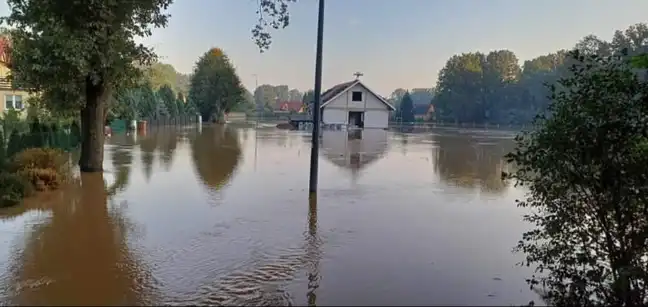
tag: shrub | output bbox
[507,50,648,306]
[10,148,70,191]
[0,172,32,207]
[15,168,62,191]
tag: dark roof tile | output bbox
[321,80,357,103]
[275,100,304,111]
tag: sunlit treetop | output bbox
[209,48,224,57]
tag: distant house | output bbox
[315,79,395,129]
[0,36,30,114]
[275,100,304,113]
[413,104,435,121]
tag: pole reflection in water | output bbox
[254,128,259,171]
[306,194,320,306]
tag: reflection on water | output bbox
[305,195,321,307]
[191,126,242,192]
[320,130,389,181]
[5,173,156,305]
[433,131,513,193]
[0,125,538,305]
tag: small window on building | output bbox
[5,95,23,110]
[13,95,23,110]
[351,91,362,102]
[4,95,12,110]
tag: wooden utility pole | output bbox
[308,0,325,194]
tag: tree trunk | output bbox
[79,78,110,173]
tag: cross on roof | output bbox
[353,72,363,79]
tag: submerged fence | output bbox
[109,115,199,133]
[144,115,198,127]
[0,121,82,159]
[388,120,530,131]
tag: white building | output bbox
[317,79,395,129]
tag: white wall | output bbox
[363,110,389,129]
[324,83,389,111]
[322,108,347,125]
[320,83,393,128]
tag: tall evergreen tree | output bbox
[157,85,177,117]
[398,92,415,123]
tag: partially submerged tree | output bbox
[188,48,245,123]
[3,0,172,172]
[506,50,648,306]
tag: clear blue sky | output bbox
[3,0,648,96]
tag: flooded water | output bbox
[0,124,539,306]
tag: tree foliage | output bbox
[3,0,173,172]
[253,0,297,52]
[431,23,648,125]
[188,48,245,122]
[506,49,648,306]
[253,84,302,113]
[142,62,190,95]
[109,82,196,121]
[397,92,415,123]
[157,84,177,117]
[4,0,172,107]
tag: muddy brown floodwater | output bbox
[0,124,541,306]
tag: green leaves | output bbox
[252,0,297,52]
[142,62,190,95]
[508,49,648,306]
[631,54,648,69]
[4,0,173,109]
[188,48,245,122]
[157,84,177,117]
[432,23,648,126]
[434,51,522,124]
[113,82,199,120]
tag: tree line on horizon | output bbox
[146,22,648,126]
[2,0,645,173]
[431,23,648,125]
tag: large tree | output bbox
[507,50,648,306]
[430,23,648,126]
[188,48,245,122]
[433,52,487,123]
[387,88,408,110]
[4,0,172,172]
[288,88,302,101]
[143,62,191,95]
